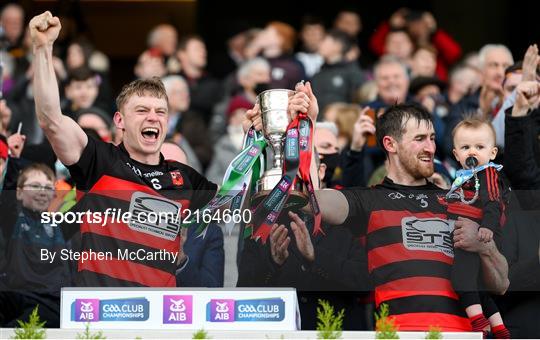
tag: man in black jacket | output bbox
[499,78,540,338]
[311,29,366,114]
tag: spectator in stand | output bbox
[74,106,113,143]
[504,79,540,206]
[208,22,252,80]
[370,8,461,81]
[233,57,271,104]
[348,56,411,184]
[162,75,210,171]
[313,122,342,188]
[244,21,305,90]
[443,44,513,159]
[65,38,113,113]
[0,163,71,328]
[411,44,438,78]
[491,45,540,148]
[409,76,448,152]
[384,28,414,66]
[368,55,410,109]
[499,76,540,338]
[209,57,271,142]
[134,48,167,79]
[332,9,362,62]
[333,104,361,150]
[340,106,376,188]
[146,24,178,74]
[446,64,482,106]
[295,15,325,79]
[0,3,25,51]
[61,67,101,119]
[6,49,66,145]
[311,29,366,114]
[177,34,223,125]
[206,96,252,184]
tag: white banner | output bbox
[60,287,300,330]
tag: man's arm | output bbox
[478,241,510,294]
[30,11,87,166]
[454,217,509,294]
[314,189,349,225]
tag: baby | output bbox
[447,118,510,339]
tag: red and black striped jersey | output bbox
[342,177,471,332]
[66,135,217,287]
[447,167,509,236]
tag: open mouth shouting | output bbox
[141,127,160,143]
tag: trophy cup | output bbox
[251,89,308,209]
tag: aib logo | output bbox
[163,295,192,324]
[73,299,99,322]
[207,299,235,322]
[287,129,298,138]
[248,146,259,156]
[278,179,290,192]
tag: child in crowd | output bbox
[0,163,70,327]
[447,118,510,338]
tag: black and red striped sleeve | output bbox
[477,167,503,232]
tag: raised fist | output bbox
[29,11,61,48]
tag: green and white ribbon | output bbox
[187,128,266,238]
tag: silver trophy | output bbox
[252,89,307,208]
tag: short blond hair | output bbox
[115,77,168,112]
[452,117,496,146]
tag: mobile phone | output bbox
[365,108,377,147]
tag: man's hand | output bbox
[7,133,26,159]
[477,227,493,243]
[29,11,61,49]
[293,81,319,122]
[350,107,376,151]
[270,223,290,266]
[454,217,491,254]
[243,81,320,133]
[512,81,540,117]
[176,227,188,266]
[243,103,262,132]
[479,84,504,118]
[288,211,315,262]
[522,44,539,82]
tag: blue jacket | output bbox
[176,223,224,287]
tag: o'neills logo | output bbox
[71,298,149,322]
[163,295,193,324]
[206,298,285,322]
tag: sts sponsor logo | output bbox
[163,295,193,324]
[401,217,454,257]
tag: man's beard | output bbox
[399,151,434,180]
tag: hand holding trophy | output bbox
[247,81,322,242]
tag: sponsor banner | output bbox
[206,298,285,322]
[61,288,299,330]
